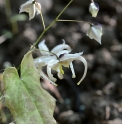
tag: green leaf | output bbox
[3,51,56,124]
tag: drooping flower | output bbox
[89,1,99,17]
[19,0,41,20]
[34,40,87,86]
[86,24,103,44]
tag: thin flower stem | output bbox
[55,0,73,20]
[57,19,93,25]
[40,10,45,30]
[31,0,73,50]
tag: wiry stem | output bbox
[40,10,45,30]
[31,0,74,50]
[57,19,93,25]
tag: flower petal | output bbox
[51,39,71,54]
[29,4,36,20]
[47,66,57,82]
[47,60,64,79]
[38,40,50,55]
[60,52,83,62]
[34,56,56,67]
[35,2,41,15]
[47,59,59,68]
[76,56,87,85]
[40,70,58,86]
[70,62,76,78]
[19,1,32,13]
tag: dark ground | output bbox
[0,0,122,124]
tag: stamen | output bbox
[59,65,64,74]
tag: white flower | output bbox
[19,0,41,20]
[34,40,87,86]
[89,1,99,17]
[86,24,103,44]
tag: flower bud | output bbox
[86,24,103,44]
[89,2,99,17]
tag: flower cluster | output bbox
[34,40,87,86]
